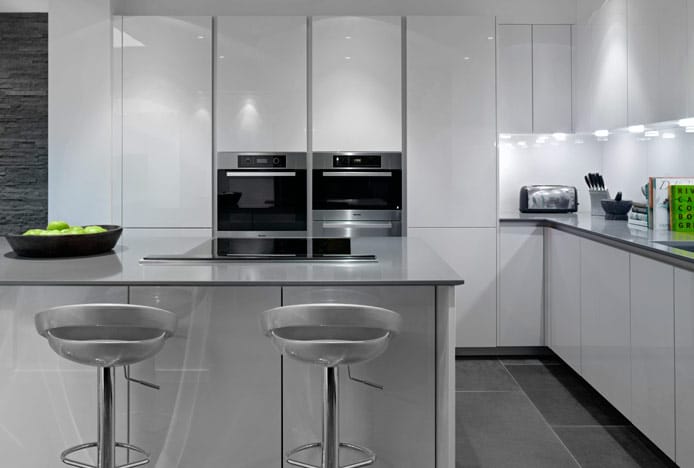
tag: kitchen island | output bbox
[0,233,462,468]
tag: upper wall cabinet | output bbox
[407,16,496,228]
[627,0,687,126]
[122,16,212,228]
[216,17,307,152]
[497,24,572,134]
[312,16,402,152]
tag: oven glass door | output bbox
[313,170,402,210]
[217,170,307,231]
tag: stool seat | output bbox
[36,304,177,367]
[261,303,402,367]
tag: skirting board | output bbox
[455,346,554,357]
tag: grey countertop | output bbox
[501,212,694,270]
[0,233,463,286]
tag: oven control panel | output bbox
[238,155,286,168]
[333,155,381,168]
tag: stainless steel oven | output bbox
[216,152,307,237]
[312,152,402,237]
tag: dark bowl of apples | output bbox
[5,222,123,258]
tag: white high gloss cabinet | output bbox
[216,17,307,152]
[407,16,496,228]
[312,16,402,151]
[532,25,572,133]
[675,268,694,467]
[547,229,582,373]
[497,25,532,134]
[580,238,631,417]
[408,227,497,348]
[498,225,544,346]
[629,255,675,459]
[122,17,212,228]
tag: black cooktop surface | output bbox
[142,238,377,263]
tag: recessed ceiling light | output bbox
[628,125,645,134]
[464,56,471,61]
[487,36,494,40]
[663,132,676,139]
[552,132,567,141]
[345,35,352,39]
[345,56,351,60]
[593,129,609,138]
[218,55,225,59]
[196,35,205,39]
[686,127,694,133]
[499,134,512,140]
[679,118,694,127]
[645,130,659,138]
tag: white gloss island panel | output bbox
[122,16,212,228]
[408,227,497,348]
[312,16,401,152]
[128,287,282,467]
[629,254,675,458]
[498,224,543,346]
[0,286,128,467]
[676,268,694,467]
[216,16,307,152]
[282,286,435,468]
[497,24,532,134]
[407,16,496,228]
[48,0,114,225]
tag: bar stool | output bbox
[261,303,402,468]
[35,303,178,468]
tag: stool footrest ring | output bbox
[286,441,375,468]
[61,441,150,468]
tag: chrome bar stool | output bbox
[261,303,402,468]
[35,304,178,468]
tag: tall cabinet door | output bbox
[312,16,402,151]
[407,16,496,228]
[497,24,532,134]
[122,17,212,228]
[580,238,631,417]
[216,16,307,152]
[532,25,572,133]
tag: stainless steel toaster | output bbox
[519,185,578,213]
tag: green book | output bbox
[669,185,694,231]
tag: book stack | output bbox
[628,202,648,228]
[669,185,694,232]
[648,177,694,230]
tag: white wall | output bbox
[0,0,48,12]
[48,0,114,225]
[498,134,603,214]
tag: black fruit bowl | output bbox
[601,199,633,220]
[5,225,123,258]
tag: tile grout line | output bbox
[500,359,584,468]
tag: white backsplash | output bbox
[499,126,694,214]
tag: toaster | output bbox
[519,185,578,213]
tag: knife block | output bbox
[589,190,610,216]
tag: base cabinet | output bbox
[676,268,694,467]
[0,286,128,468]
[282,286,436,468]
[580,238,631,417]
[547,228,582,373]
[129,287,282,468]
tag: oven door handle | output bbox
[225,171,296,177]
[322,221,393,229]
[322,171,392,177]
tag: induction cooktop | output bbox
[141,238,377,263]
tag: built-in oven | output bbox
[216,152,307,237]
[312,152,402,237]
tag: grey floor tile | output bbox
[554,426,676,468]
[456,359,520,391]
[456,391,579,468]
[507,364,629,426]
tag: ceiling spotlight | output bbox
[663,132,676,139]
[499,134,512,140]
[196,35,205,40]
[645,130,659,138]
[593,129,609,138]
[686,127,694,133]
[679,118,694,127]
[552,132,567,141]
[628,125,645,134]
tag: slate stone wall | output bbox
[0,13,48,235]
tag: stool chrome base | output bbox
[61,442,150,468]
[286,442,375,468]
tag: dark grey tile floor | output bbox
[455,357,677,468]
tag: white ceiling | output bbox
[113,0,577,24]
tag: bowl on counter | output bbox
[5,225,123,258]
[601,198,633,221]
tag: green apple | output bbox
[22,229,44,236]
[84,225,107,234]
[40,230,62,236]
[68,226,85,234]
[47,220,70,231]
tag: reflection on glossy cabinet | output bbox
[129,287,282,468]
[0,286,128,468]
[497,24,532,134]
[547,229,581,373]
[627,0,687,125]
[675,268,694,467]
[580,238,631,417]
[532,25,572,133]
[122,16,212,228]
[407,16,496,228]
[216,16,307,152]
[312,16,402,151]
[282,286,435,468]
[498,225,543,347]
[408,227,497,348]
[630,255,675,458]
